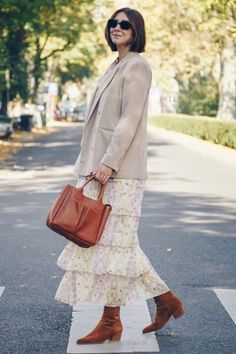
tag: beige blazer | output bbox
[73,51,152,179]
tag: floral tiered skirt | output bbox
[55,177,169,307]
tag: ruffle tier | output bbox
[55,266,169,307]
[57,241,155,278]
[55,177,169,306]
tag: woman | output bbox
[55,7,185,344]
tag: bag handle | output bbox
[81,175,106,201]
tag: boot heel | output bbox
[111,330,122,341]
[173,305,185,319]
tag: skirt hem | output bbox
[54,288,169,307]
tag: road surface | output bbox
[0,122,235,354]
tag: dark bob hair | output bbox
[105,7,146,53]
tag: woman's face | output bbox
[110,12,133,49]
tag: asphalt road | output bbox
[0,123,235,354]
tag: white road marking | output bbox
[0,287,5,298]
[214,289,236,325]
[67,301,159,353]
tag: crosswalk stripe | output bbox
[214,289,236,325]
[67,301,159,353]
[0,287,5,298]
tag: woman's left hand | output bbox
[93,163,113,184]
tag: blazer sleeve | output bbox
[100,60,152,171]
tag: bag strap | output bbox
[81,175,106,201]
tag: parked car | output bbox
[0,115,13,139]
[69,104,87,122]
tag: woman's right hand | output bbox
[92,163,113,184]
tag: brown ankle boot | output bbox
[76,306,123,344]
[143,291,185,333]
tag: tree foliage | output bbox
[0,0,235,118]
[121,0,235,119]
[178,74,219,116]
[0,0,109,113]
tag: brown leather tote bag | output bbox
[46,176,112,248]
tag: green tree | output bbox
[0,0,107,113]
[27,0,99,101]
[178,74,219,116]
[124,0,235,119]
[199,0,236,120]
[0,1,30,113]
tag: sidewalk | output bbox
[0,126,58,168]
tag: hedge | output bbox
[149,114,236,149]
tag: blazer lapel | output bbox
[85,65,120,125]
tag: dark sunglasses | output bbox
[107,19,132,30]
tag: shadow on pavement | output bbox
[0,124,235,354]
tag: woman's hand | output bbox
[92,163,113,184]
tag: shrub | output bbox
[149,114,236,149]
[178,75,219,117]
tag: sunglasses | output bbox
[107,19,132,30]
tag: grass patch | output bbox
[149,114,236,149]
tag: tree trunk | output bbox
[217,39,236,120]
[6,25,28,102]
[31,37,42,103]
[0,90,8,115]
